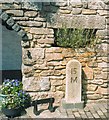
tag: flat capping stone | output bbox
[47,14,105,29]
[61,99,84,109]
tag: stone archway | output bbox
[0,10,27,83]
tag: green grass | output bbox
[55,26,97,49]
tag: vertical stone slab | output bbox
[62,59,84,109]
[65,59,81,103]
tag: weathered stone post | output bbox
[62,59,84,109]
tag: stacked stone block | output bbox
[0,0,108,105]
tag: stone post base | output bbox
[61,99,84,109]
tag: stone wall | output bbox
[0,0,108,105]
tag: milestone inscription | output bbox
[65,59,82,103]
[71,68,77,83]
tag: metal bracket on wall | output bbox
[32,97,55,115]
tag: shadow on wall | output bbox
[82,69,88,105]
[0,21,22,83]
[22,2,60,23]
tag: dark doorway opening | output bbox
[0,22,22,84]
[0,70,22,83]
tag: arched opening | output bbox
[0,23,22,83]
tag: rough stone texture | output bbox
[13,17,29,21]
[96,30,108,37]
[27,33,33,40]
[82,9,97,15]
[37,38,54,44]
[71,1,83,8]
[1,3,21,10]
[0,1,108,105]
[102,72,108,79]
[59,9,71,14]
[82,1,88,8]
[83,65,94,80]
[23,76,50,91]
[51,80,63,86]
[50,76,65,80]
[39,77,50,91]
[18,21,43,27]
[24,11,38,17]
[34,17,46,22]
[97,10,109,16]
[23,77,40,91]
[46,53,64,61]
[98,62,108,68]
[30,28,54,35]
[95,87,108,95]
[22,64,33,75]
[86,84,98,91]
[91,79,104,85]
[51,2,67,7]
[72,8,82,15]
[87,94,103,100]
[48,15,105,29]
[88,0,105,9]
[6,10,24,16]
[53,91,64,105]
[23,48,45,63]
[46,47,62,53]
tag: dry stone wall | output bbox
[0,0,109,105]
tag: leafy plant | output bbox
[1,79,31,109]
[1,79,23,95]
[2,93,21,109]
[55,25,97,49]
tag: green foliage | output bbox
[2,94,21,109]
[0,79,31,109]
[55,26,97,49]
[1,79,23,95]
